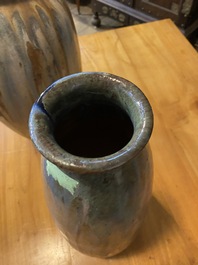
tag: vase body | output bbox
[29,72,153,258]
[0,0,81,137]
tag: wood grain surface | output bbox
[1,19,198,264]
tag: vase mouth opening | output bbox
[29,72,153,173]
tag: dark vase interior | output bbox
[54,98,134,158]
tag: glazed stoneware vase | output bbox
[0,0,81,137]
[29,72,153,258]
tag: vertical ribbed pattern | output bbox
[0,0,81,137]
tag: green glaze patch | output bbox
[46,160,78,195]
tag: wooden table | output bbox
[1,19,198,265]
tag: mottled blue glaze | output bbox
[29,72,153,258]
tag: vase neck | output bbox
[29,72,153,173]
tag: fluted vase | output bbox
[0,0,81,137]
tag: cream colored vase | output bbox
[0,0,81,137]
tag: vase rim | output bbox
[29,72,153,173]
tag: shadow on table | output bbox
[113,196,175,259]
